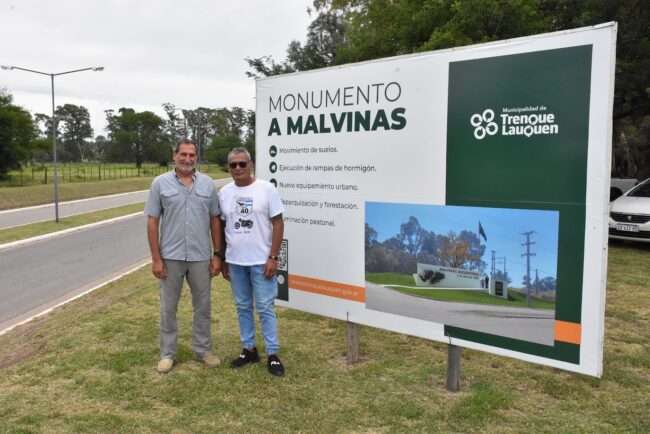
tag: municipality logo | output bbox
[471,106,559,140]
[470,109,498,140]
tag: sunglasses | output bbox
[229,161,248,169]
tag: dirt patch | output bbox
[0,316,50,369]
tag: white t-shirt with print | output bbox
[219,179,284,265]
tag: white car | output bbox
[610,177,638,201]
[609,178,650,243]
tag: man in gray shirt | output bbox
[144,139,223,373]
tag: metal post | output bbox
[197,122,201,169]
[446,344,462,391]
[51,74,60,222]
[1,65,103,221]
[346,321,359,365]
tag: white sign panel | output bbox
[256,24,616,376]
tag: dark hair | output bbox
[174,139,197,153]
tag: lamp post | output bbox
[1,65,104,222]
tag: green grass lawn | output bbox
[0,243,648,432]
[0,171,230,211]
[366,272,555,309]
[0,202,145,245]
[365,271,416,286]
[1,163,225,188]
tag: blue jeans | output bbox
[228,263,280,354]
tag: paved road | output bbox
[365,282,555,345]
[0,178,230,230]
[0,177,231,332]
[0,191,149,230]
[0,214,149,330]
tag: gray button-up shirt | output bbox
[144,170,220,261]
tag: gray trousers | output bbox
[159,259,212,359]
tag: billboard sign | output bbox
[256,24,616,376]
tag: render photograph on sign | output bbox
[364,202,559,346]
[256,23,616,377]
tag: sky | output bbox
[0,0,314,136]
[366,202,560,286]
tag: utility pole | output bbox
[497,256,506,280]
[490,250,496,289]
[535,268,539,296]
[521,231,536,307]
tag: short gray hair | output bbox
[174,139,197,153]
[227,147,252,163]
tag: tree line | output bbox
[365,216,486,275]
[248,0,650,180]
[3,1,647,180]
[366,216,558,291]
[0,89,254,179]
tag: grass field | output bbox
[0,171,230,211]
[0,203,144,245]
[366,272,555,309]
[1,163,225,188]
[0,243,648,432]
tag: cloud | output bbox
[0,0,313,134]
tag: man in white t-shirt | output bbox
[219,148,285,376]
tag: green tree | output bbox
[105,108,168,167]
[538,275,557,292]
[245,6,347,77]
[365,222,378,250]
[29,137,52,164]
[204,134,243,167]
[162,102,189,141]
[55,104,94,162]
[398,216,426,256]
[162,104,255,165]
[34,112,56,138]
[264,0,650,178]
[494,270,512,284]
[458,230,486,273]
[89,135,108,161]
[0,89,35,179]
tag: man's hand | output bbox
[264,257,278,280]
[152,258,166,279]
[210,257,222,277]
[222,262,230,281]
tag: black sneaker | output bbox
[230,347,260,368]
[267,354,285,377]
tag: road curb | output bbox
[0,259,151,337]
[0,189,149,215]
[0,212,143,252]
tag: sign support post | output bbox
[446,344,462,392]
[347,321,359,364]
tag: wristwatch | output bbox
[268,255,279,261]
[213,250,225,259]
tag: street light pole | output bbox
[1,65,104,222]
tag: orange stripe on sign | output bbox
[289,274,365,302]
[554,320,581,345]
